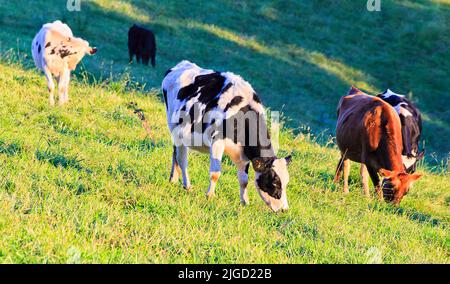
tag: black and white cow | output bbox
[162,61,292,212]
[31,20,97,106]
[377,89,424,173]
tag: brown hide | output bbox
[335,87,421,205]
[336,87,404,171]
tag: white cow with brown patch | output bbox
[162,60,292,212]
[31,20,97,106]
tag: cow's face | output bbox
[79,39,97,55]
[252,156,291,212]
[379,169,422,205]
[64,38,97,70]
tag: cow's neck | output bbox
[242,115,275,161]
[379,136,405,172]
[244,144,275,162]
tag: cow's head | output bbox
[252,156,292,212]
[379,169,422,205]
[76,38,97,55]
[65,38,97,70]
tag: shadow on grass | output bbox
[0,140,23,156]
[369,203,444,228]
[0,0,448,161]
[35,149,91,173]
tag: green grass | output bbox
[0,0,449,263]
[0,0,448,161]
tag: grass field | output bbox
[0,0,449,263]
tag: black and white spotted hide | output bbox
[162,60,292,212]
[378,89,424,173]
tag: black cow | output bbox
[377,89,424,173]
[128,24,156,67]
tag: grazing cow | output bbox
[31,21,97,106]
[358,89,425,193]
[128,24,156,67]
[377,89,424,173]
[162,60,292,212]
[334,86,422,205]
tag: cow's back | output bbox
[336,93,402,162]
[32,21,73,70]
[162,61,265,148]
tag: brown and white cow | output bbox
[32,21,97,106]
[334,86,422,205]
[162,60,291,212]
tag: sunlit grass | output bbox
[431,0,450,6]
[0,0,448,264]
[93,0,152,23]
[0,59,448,264]
[0,0,447,160]
[189,21,378,93]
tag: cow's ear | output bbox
[416,150,425,161]
[252,157,276,172]
[285,155,292,166]
[252,158,267,173]
[408,173,422,183]
[379,168,394,178]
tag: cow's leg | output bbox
[343,159,350,194]
[57,68,69,106]
[206,140,225,199]
[360,164,370,197]
[62,70,71,104]
[142,54,150,66]
[151,54,156,68]
[176,145,191,190]
[150,48,156,67]
[129,49,134,63]
[136,51,141,64]
[43,66,55,106]
[169,146,181,183]
[367,166,382,200]
[237,161,250,205]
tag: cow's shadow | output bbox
[369,203,445,228]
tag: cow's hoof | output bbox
[240,200,250,206]
[206,192,215,199]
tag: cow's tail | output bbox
[334,148,348,183]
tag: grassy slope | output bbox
[0,63,448,263]
[0,0,448,263]
[0,0,449,160]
